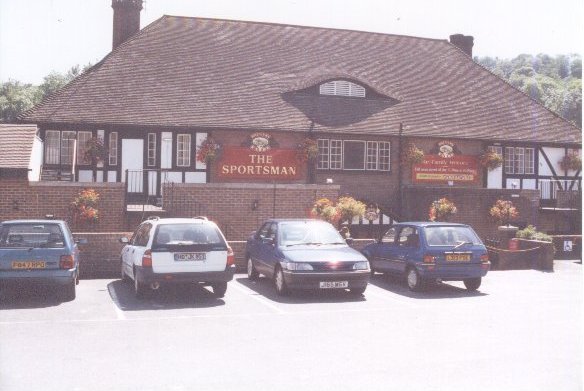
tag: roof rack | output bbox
[192,216,208,221]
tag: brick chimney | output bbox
[112,0,143,50]
[449,34,474,57]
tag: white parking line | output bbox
[107,285,127,320]
[364,285,415,307]
[230,281,287,314]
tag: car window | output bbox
[279,221,345,246]
[133,223,152,247]
[398,227,419,248]
[381,227,397,244]
[267,223,278,241]
[257,223,271,239]
[153,223,226,247]
[425,226,481,246]
[0,223,65,249]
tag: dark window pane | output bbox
[343,141,365,170]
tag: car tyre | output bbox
[349,286,367,296]
[134,269,149,299]
[247,256,259,281]
[463,277,482,291]
[63,280,76,301]
[212,282,228,298]
[406,267,423,292]
[274,265,289,296]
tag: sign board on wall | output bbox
[216,133,304,180]
[412,141,479,183]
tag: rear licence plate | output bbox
[319,281,348,289]
[12,261,46,269]
[445,253,471,262]
[174,253,206,261]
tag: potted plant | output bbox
[479,150,504,170]
[196,137,222,164]
[489,199,519,227]
[82,137,108,164]
[428,198,457,221]
[559,152,582,171]
[310,198,340,224]
[402,143,425,165]
[71,188,100,228]
[296,138,319,162]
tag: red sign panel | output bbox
[216,147,304,180]
[413,155,479,183]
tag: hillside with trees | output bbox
[475,54,582,128]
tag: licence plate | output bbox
[319,281,348,289]
[174,253,206,261]
[12,261,46,269]
[445,253,471,262]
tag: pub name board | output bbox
[412,141,479,183]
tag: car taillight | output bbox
[423,255,436,263]
[142,249,152,268]
[226,246,235,266]
[59,255,75,269]
[480,254,490,262]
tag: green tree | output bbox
[0,80,41,122]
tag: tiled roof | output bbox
[0,124,38,168]
[20,16,581,144]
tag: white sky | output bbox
[1,0,582,84]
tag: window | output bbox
[317,138,390,171]
[505,147,534,174]
[147,133,156,167]
[381,227,397,243]
[109,132,118,166]
[176,134,191,167]
[77,131,92,165]
[45,131,60,164]
[60,131,76,165]
[319,80,366,98]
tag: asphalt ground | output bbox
[1,261,582,391]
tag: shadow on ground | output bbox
[108,280,225,311]
[0,284,69,309]
[368,273,488,299]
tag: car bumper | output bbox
[0,269,76,287]
[416,262,490,281]
[135,264,236,284]
[282,270,370,290]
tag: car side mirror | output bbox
[75,238,88,245]
[262,237,274,245]
[119,237,129,244]
[345,237,354,246]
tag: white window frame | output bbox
[505,146,534,175]
[77,131,92,165]
[378,141,391,171]
[319,80,366,98]
[176,134,191,167]
[147,133,156,167]
[524,148,535,174]
[44,130,60,164]
[317,138,391,172]
[61,131,76,165]
[366,141,378,170]
[329,140,343,170]
[109,132,118,166]
[317,139,330,169]
[342,140,366,171]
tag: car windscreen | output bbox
[0,223,65,248]
[424,226,482,246]
[279,221,346,246]
[152,223,227,250]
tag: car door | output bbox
[393,226,420,274]
[252,222,272,274]
[371,226,398,272]
[259,223,279,276]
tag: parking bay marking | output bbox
[230,281,287,314]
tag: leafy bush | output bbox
[516,225,552,242]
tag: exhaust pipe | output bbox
[150,282,160,290]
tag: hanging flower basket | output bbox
[82,137,108,164]
[489,199,519,226]
[429,198,457,221]
[479,150,503,170]
[402,143,425,165]
[559,153,582,171]
[296,138,319,162]
[196,137,222,164]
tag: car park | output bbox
[362,222,490,291]
[0,219,84,300]
[245,219,370,296]
[119,216,235,298]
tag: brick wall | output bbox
[163,183,340,240]
[403,186,540,239]
[0,179,126,231]
[76,232,131,278]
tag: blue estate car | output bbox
[0,219,84,300]
[245,219,370,296]
[362,222,490,292]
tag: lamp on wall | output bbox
[326,178,334,184]
[251,200,259,211]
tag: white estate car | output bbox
[120,217,235,298]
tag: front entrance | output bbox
[122,139,144,203]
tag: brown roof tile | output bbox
[20,16,581,144]
[0,124,38,168]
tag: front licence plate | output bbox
[12,261,46,269]
[319,281,348,289]
[445,253,471,262]
[174,253,206,261]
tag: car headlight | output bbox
[353,261,369,270]
[282,262,314,271]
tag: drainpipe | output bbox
[397,123,403,218]
[71,138,77,182]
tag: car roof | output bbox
[1,219,66,225]
[142,217,215,225]
[397,221,470,228]
[264,219,325,223]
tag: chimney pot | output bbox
[449,34,474,57]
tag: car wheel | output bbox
[406,267,423,292]
[247,256,259,280]
[212,282,228,298]
[75,265,80,285]
[463,277,482,291]
[134,269,148,299]
[349,286,366,296]
[63,280,76,301]
[274,265,289,296]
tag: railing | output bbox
[125,169,171,206]
[538,179,581,201]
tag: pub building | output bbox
[18,0,581,238]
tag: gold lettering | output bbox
[221,165,229,174]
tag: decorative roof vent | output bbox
[111,0,143,50]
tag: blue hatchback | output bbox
[0,219,84,300]
[362,222,490,291]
